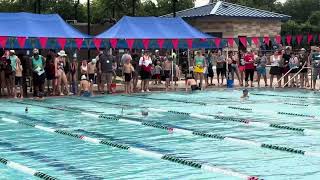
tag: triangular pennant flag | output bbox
[239,37,247,48]
[227,38,234,47]
[264,36,270,46]
[308,34,313,44]
[247,37,252,46]
[57,37,67,49]
[110,39,118,48]
[39,37,48,49]
[214,38,221,48]
[318,34,320,43]
[0,36,8,49]
[172,39,179,49]
[186,39,193,49]
[286,35,292,45]
[93,38,102,50]
[157,39,165,49]
[252,37,259,46]
[234,38,239,47]
[275,35,281,44]
[282,36,286,45]
[17,37,27,48]
[292,35,296,45]
[200,38,206,42]
[296,35,303,45]
[142,39,150,49]
[126,39,135,50]
[75,38,84,50]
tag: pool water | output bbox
[0,89,320,179]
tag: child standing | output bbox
[154,61,162,85]
[14,56,23,98]
[122,55,134,94]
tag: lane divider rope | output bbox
[8,101,319,136]
[283,103,309,107]
[0,116,257,180]
[121,95,207,106]
[278,112,315,118]
[0,140,103,180]
[0,156,58,180]
[228,106,253,111]
[251,93,310,99]
[147,108,320,136]
[95,114,320,158]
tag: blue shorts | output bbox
[257,67,266,75]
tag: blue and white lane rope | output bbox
[81,113,320,158]
[0,117,258,180]
[147,108,320,136]
[0,156,58,180]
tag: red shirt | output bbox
[244,54,254,69]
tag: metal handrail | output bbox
[272,67,293,89]
[281,63,310,88]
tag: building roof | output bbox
[161,1,290,20]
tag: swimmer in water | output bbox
[79,75,92,97]
[241,89,249,99]
[141,110,148,117]
[25,107,28,113]
[185,74,200,92]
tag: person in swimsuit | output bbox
[163,56,172,91]
[185,74,200,92]
[299,48,309,88]
[79,75,92,97]
[289,52,299,87]
[238,51,245,86]
[241,89,249,99]
[194,51,206,88]
[269,50,282,88]
[122,54,134,94]
[216,50,226,86]
[45,50,57,95]
[70,57,78,95]
[55,50,69,96]
[256,52,268,87]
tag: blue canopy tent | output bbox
[0,12,91,49]
[96,16,218,49]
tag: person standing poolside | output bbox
[256,52,268,87]
[163,57,172,91]
[14,53,23,98]
[131,51,140,92]
[31,49,46,99]
[95,51,103,93]
[0,51,7,96]
[269,51,282,88]
[55,50,69,96]
[139,50,152,92]
[194,51,206,88]
[45,50,57,95]
[311,47,320,90]
[70,57,78,95]
[216,50,226,86]
[244,50,255,87]
[227,51,241,85]
[289,52,299,87]
[87,58,96,87]
[299,48,309,88]
[207,51,215,86]
[6,50,19,97]
[79,75,92,97]
[122,54,134,94]
[99,49,115,94]
[282,47,291,87]
[238,51,245,86]
[154,61,162,85]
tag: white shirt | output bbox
[271,55,280,67]
[139,56,152,66]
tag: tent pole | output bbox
[172,49,174,89]
[173,0,177,17]
[188,49,190,73]
[87,0,91,59]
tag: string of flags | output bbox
[0,34,319,50]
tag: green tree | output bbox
[156,0,195,16]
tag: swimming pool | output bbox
[0,89,320,179]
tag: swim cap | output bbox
[243,89,248,93]
[81,75,87,80]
